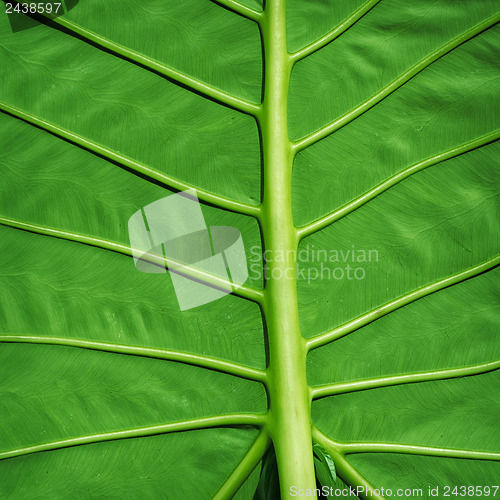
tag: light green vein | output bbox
[0,414,266,462]
[0,335,267,383]
[306,255,500,351]
[292,13,500,153]
[213,431,271,500]
[289,0,382,64]
[211,0,262,23]
[0,102,260,218]
[0,216,264,305]
[314,428,500,491]
[297,131,500,239]
[340,442,500,461]
[311,359,500,399]
[35,13,260,116]
[313,428,387,500]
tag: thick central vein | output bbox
[258,0,318,493]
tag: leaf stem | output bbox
[213,431,271,499]
[211,0,263,23]
[0,335,267,384]
[306,255,500,351]
[292,13,500,153]
[289,0,382,64]
[297,131,500,240]
[0,102,260,218]
[0,216,265,305]
[311,359,500,399]
[35,14,260,116]
[0,414,266,462]
[258,0,318,494]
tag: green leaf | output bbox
[1,0,499,498]
[253,448,280,500]
[313,444,336,488]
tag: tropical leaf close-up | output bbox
[0,0,499,498]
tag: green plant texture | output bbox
[1,0,499,498]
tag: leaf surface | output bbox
[0,0,499,498]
